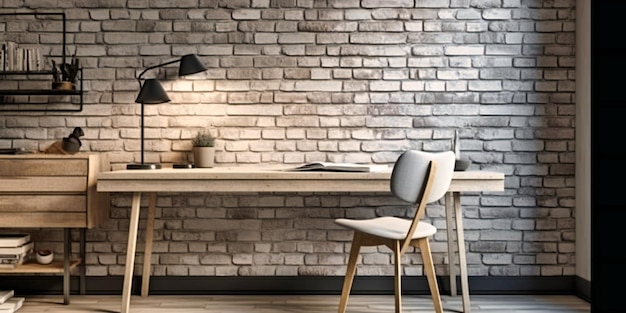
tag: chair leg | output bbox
[338,232,362,313]
[419,239,443,313]
[393,241,403,313]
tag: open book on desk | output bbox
[290,162,390,172]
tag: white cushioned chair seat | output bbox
[335,216,437,240]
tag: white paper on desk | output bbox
[290,162,389,172]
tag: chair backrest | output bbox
[390,150,456,204]
[390,150,455,252]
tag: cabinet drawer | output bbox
[0,159,87,176]
[0,195,86,212]
[0,212,88,228]
[0,176,87,192]
[0,154,110,229]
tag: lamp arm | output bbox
[136,59,181,80]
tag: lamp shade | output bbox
[135,79,171,104]
[178,54,207,77]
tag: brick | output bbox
[483,254,513,265]
[232,9,261,20]
[480,230,523,241]
[445,45,484,55]
[483,9,512,20]
[350,33,407,44]
[437,69,479,80]
[294,81,342,92]
[362,0,414,7]
[103,32,148,44]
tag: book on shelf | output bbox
[0,296,24,313]
[0,243,32,269]
[0,41,43,73]
[0,242,33,255]
[0,234,30,248]
[0,252,31,269]
[290,162,389,173]
[0,291,13,305]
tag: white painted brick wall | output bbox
[0,0,576,278]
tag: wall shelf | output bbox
[0,12,84,112]
[0,90,81,96]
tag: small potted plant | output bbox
[191,129,216,168]
[51,56,79,90]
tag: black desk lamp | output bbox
[127,54,207,170]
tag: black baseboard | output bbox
[0,276,584,297]
[575,276,591,302]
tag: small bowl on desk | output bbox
[454,159,471,171]
[36,249,54,265]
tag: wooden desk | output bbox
[97,167,504,313]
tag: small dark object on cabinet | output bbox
[45,127,84,155]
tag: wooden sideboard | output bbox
[0,154,109,304]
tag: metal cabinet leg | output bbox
[80,228,86,295]
[63,228,71,305]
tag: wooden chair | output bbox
[335,150,456,313]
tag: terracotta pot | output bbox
[192,146,215,168]
[52,81,75,91]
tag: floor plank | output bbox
[14,294,590,313]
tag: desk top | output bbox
[97,166,504,193]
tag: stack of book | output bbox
[0,41,44,72]
[0,290,24,313]
[0,234,33,269]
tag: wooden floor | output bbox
[15,294,590,313]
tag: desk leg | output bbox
[141,192,156,297]
[453,192,471,313]
[445,192,457,296]
[121,192,142,313]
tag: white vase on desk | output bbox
[192,146,215,168]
